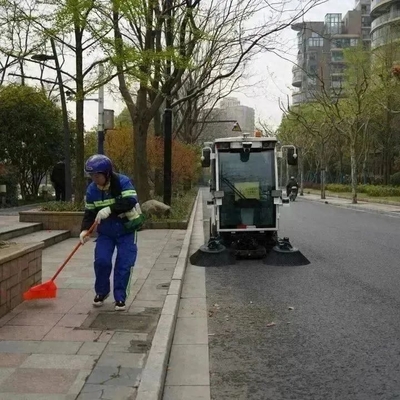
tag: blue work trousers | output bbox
[94,232,137,302]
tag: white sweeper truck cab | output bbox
[191,130,309,267]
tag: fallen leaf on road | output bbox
[208,310,214,317]
[266,322,276,327]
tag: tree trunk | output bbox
[133,87,151,202]
[74,28,85,204]
[350,142,358,204]
[320,144,326,200]
[154,109,163,196]
[133,118,151,202]
[362,150,368,185]
[321,168,326,200]
[299,149,304,196]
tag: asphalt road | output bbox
[203,191,400,400]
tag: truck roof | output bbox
[214,135,278,143]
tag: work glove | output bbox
[95,206,111,223]
[79,230,89,245]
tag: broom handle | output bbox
[51,222,97,282]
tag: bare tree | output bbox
[105,0,328,201]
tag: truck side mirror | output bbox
[287,148,298,166]
[201,148,211,168]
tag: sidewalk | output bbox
[0,227,189,399]
[301,192,400,216]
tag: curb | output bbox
[303,191,400,207]
[300,195,400,218]
[135,190,201,400]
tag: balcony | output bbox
[371,27,400,48]
[371,0,393,16]
[292,92,305,105]
[292,91,317,105]
[292,66,303,87]
[371,9,400,32]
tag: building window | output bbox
[325,13,342,35]
[362,16,371,27]
[361,4,371,14]
[308,52,317,61]
[308,64,318,75]
[331,38,358,49]
[308,37,323,47]
[331,51,344,62]
[351,38,359,46]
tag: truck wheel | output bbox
[209,220,217,239]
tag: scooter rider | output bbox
[286,176,298,197]
[80,154,140,311]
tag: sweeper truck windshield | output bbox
[217,149,276,230]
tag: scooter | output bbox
[289,186,298,202]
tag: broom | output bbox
[23,222,97,301]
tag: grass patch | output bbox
[38,189,198,221]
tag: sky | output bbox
[61,0,356,132]
[233,0,356,130]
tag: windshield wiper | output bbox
[221,176,246,200]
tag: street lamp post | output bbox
[97,64,105,154]
[32,39,72,202]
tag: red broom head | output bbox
[23,280,57,301]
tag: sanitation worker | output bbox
[79,154,144,311]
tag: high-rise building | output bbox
[370,0,400,50]
[199,97,255,142]
[291,1,371,105]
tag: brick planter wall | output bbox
[19,211,84,237]
[0,243,44,318]
[19,211,189,236]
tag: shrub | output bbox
[362,185,400,197]
[303,182,321,190]
[325,184,352,193]
[39,189,197,220]
[40,201,85,212]
[0,164,18,207]
[390,172,400,186]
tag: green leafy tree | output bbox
[279,102,334,198]
[0,84,63,199]
[317,45,375,203]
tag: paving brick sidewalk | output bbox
[0,229,186,399]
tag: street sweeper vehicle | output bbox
[190,131,309,267]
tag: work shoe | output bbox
[115,301,126,311]
[93,293,109,307]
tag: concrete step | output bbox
[12,230,71,249]
[0,222,42,241]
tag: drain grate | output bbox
[88,313,159,333]
[156,282,170,289]
[128,340,152,353]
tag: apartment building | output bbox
[291,0,372,105]
[370,0,400,50]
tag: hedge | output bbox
[306,183,400,197]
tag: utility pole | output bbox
[97,64,105,155]
[163,0,173,206]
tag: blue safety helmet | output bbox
[85,154,113,177]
